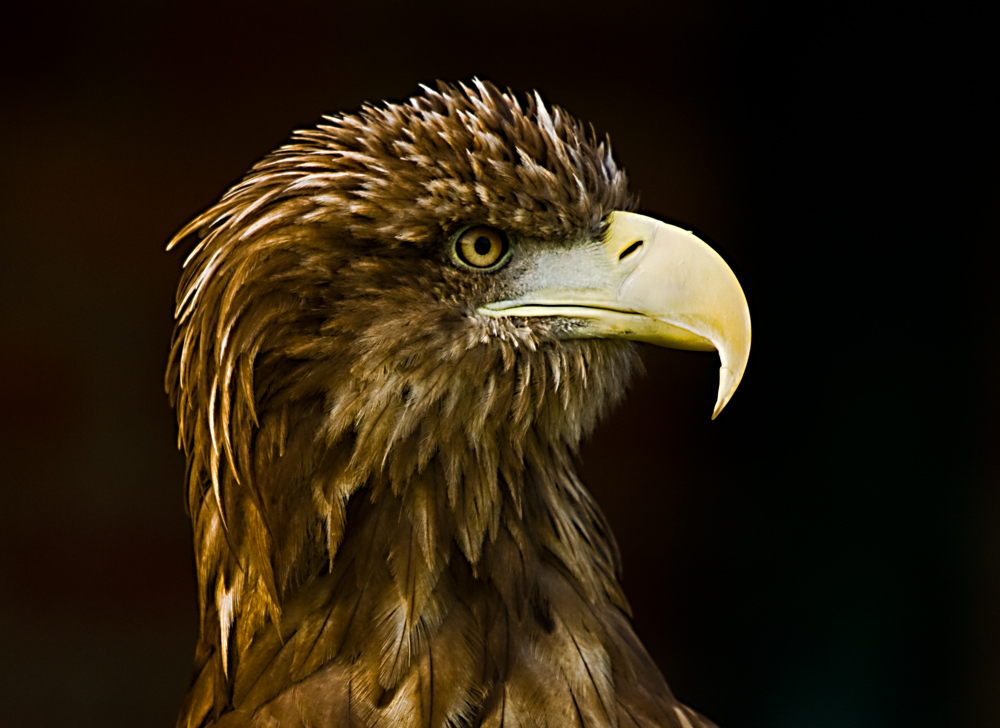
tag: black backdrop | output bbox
[0,2,995,727]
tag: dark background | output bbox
[0,2,994,726]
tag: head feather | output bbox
[166,81,708,728]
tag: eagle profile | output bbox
[167,80,750,728]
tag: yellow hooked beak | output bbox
[479,211,751,419]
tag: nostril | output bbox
[619,240,643,260]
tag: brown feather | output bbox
[167,80,714,727]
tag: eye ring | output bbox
[453,225,510,270]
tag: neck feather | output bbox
[172,318,704,727]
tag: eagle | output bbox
[166,80,750,728]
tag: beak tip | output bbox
[711,366,739,420]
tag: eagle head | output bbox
[167,80,749,728]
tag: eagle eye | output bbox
[454,226,510,270]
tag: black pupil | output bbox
[474,236,492,256]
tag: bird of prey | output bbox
[166,80,750,728]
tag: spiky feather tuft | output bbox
[168,81,715,728]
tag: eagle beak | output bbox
[479,211,751,419]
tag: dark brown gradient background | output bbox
[0,2,994,727]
